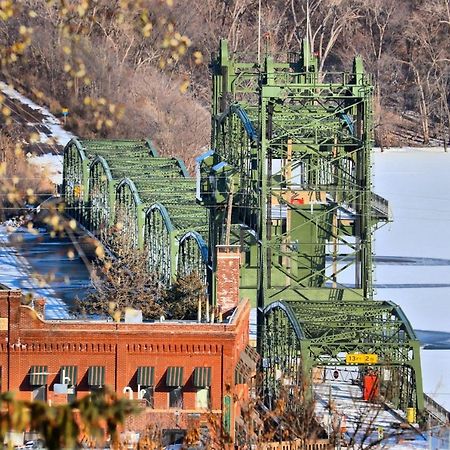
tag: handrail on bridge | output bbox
[424,393,450,424]
[371,192,390,220]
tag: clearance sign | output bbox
[346,353,378,365]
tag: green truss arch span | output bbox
[144,203,176,286]
[115,178,144,250]
[88,156,115,242]
[177,231,209,283]
[63,138,89,223]
[262,299,424,412]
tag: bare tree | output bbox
[401,1,450,144]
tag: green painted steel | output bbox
[198,39,423,413]
[61,40,424,415]
[263,300,423,412]
[62,138,209,284]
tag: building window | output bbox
[137,366,155,408]
[169,387,183,409]
[162,429,185,447]
[141,387,154,408]
[29,366,48,402]
[193,366,211,409]
[195,388,210,409]
[33,385,47,401]
[60,365,78,403]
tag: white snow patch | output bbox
[314,380,427,447]
[27,153,63,185]
[0,81,75,146]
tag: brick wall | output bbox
[216,245,241,314]
[0,290,251,437]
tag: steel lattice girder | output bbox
[262,300,424,412]
[204,39,380,302]
[62,138,209,284]
[199,39,423,414]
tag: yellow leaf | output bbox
[49,215,60,228]
[193,50,203,64]
[95,244,105,259]
[29,132,40,144]
[2,106,11,117]
[179,79,190,94]
[142,23,152,37]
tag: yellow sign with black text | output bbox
[345,353,378,365]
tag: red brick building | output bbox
[0,280,256,443]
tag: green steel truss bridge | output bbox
[198,40,423,414]
[62,40,424,415]
[62,139,209,285]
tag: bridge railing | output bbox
[260,439,331,450]
[371,192,390,221]
[424,393,450,424]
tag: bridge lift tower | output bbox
[198,40,424,414]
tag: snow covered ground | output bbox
[0,81,75,146]
[314,379,428,448]
[0,81,73,185]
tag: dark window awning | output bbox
[88,366,105,387]
[193,367,211,388]
[29,365,48,386]
[166,367,184,387]
[137,366,155,387]
[60,366,78,385]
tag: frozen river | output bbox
[373,148,450,409]
[0,225,91,319]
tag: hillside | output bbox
[1,0,449,168]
